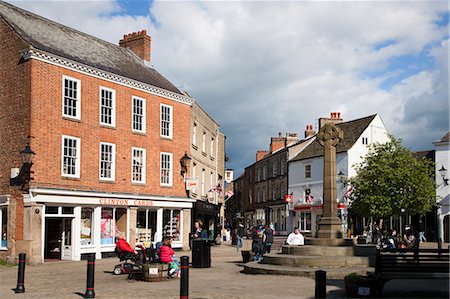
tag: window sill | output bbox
[100,124,116,130]
[132,182,146,186]
[160,136,173,141]
[0,247,7,251]
[210,157,215,161]
[62,116,81,123]
[132,130,147,136]
[62,176,80,181]
[202,152,207,157]
[160,185,173,188]
[192,144,198,150]
[99,179,116,184]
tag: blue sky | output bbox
[9,0,450,175]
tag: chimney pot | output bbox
[120,29,151,63]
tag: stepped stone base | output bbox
[260,254,371,268]
[243,262,372,279]
[305,238,354,246]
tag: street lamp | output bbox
[438,166,449,186]
[337,170,346,183]
[10,143,35,190]
[180,152,191,176]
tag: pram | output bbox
[113,244,148,276]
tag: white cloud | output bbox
[9,0,449,173]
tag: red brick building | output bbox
[0,2,196,263]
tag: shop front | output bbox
[26,188,194,263]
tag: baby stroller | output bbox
[113,244,147,275]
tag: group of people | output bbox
[235,224,306,261]
[382,226,420,250]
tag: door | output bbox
[61,218,72,260]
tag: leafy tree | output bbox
[348,136,436,219]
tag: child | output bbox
[157,236,179,278]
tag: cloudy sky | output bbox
[9,0,449,175]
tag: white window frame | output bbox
[272,161,277,177]
[132,147,146,184]
[191,163,197,194]
[62,75,81,120]
[61,135,81,178]
[99,86,116,127]
[299,211,312,232]
[99,142,116,181]
[305,164,312,179]
[160,104,173,138]
[210,171,214,191]
[192,123,197,147]
[210,138,215,158]
[202,132,206,153]
[132,96,146,134]
[201,169,206,196]
[160,152,173,187]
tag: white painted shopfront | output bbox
[28,188,194,262]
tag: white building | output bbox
[433,132,450,242]
[287,114,390,237]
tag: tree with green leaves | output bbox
[348,136,436,220]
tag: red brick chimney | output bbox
[270,132,285,153]
[119,30,151,63]
[304,124,315,138]
[319,112,343,129]
[256,150,269,162]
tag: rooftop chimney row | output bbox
[119,29,151,63]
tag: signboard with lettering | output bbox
[99,199,153,207]
[185,178,198,190]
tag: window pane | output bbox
[63,78,78,118]
[1,207,7,248]
[163,209,180,241]
[101,208,115,244]
[80,208,93,245]
[46,206,58,214]
[62,207,74,214]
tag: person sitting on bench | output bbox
[158,236,179,278]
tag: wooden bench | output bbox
[369,248,450,295]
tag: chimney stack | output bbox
[304,124,315,138]
[119,30,151,63]
[256,150,270,162]
[318,112,343,129]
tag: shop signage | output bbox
[284,195,292,202]
[185,178,198,190]
[99,198,153,207]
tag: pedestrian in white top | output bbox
[286,227,304,245]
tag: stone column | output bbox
[129,207,138,249]
[182,208,191,249]
[317,124,344,239]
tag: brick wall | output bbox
[0,19,32,244]
[28,59,190,197]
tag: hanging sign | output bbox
[284,195,293,202]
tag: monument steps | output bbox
[243,261,373,279]
[281,244,376,257]
[260,254,371,267]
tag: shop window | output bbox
[163,209,181,242]
[80,207,94,246]
[300,212,312,231]
[1,207,7,248]
[115,208,127,242]
[101,208,115,245]
[136,209,157,245]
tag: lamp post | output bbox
[10,143,35,191]
[438,166,449,186]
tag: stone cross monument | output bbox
[317,123,344,239]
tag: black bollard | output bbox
[315,270,326,299]
[14,253,26,293]
[438,238,442,258]
[84,254,95,298]
[180,256,189,299]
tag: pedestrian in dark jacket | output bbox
[236,223,245,251]
[252,228,263,261]
[263,225,274,255]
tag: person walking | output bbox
[236,223,245,251]
[262,225,274,255]
[418,220,427,243]
[252,228,263,261]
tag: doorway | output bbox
[44,218,72,260]
[444,215,449,243]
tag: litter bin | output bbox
[191,239,211,268]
